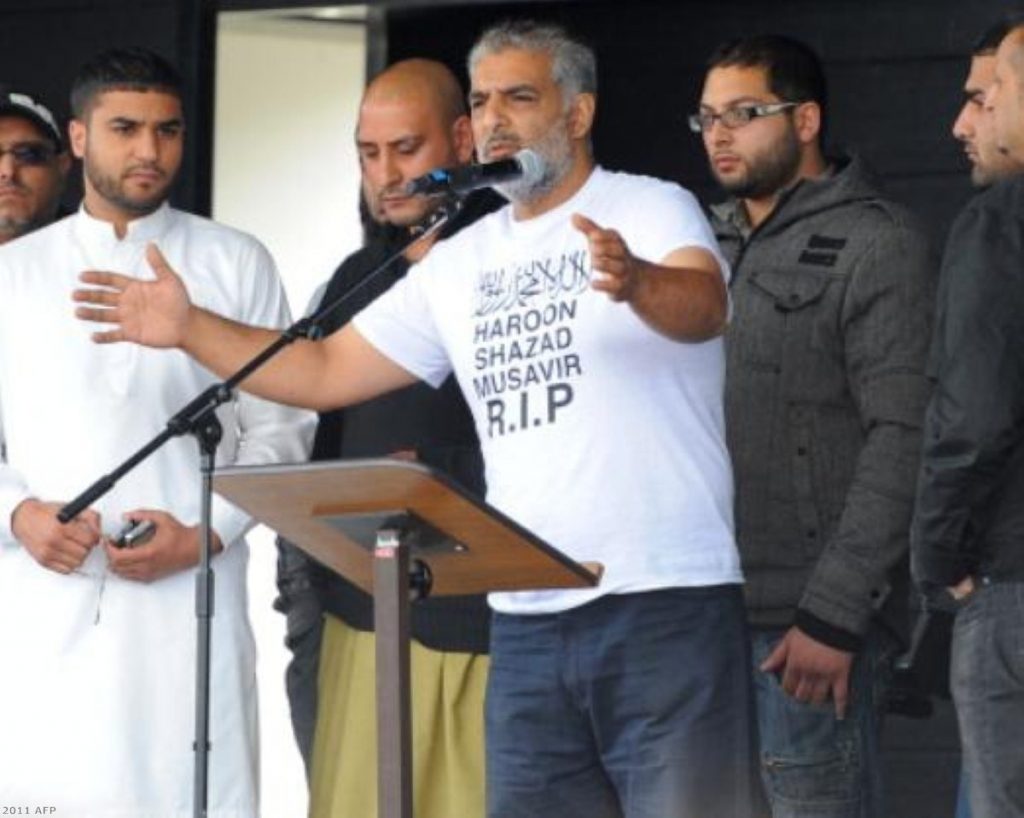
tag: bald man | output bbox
[274,58,501,818]
[912,22,1024,818]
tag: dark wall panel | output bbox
[0,0,208,213]
[384,0,1013,243]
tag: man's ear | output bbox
[568,92,596,140]
[793,101,822,146]
[452,115,475,164]
[68,119,87,160]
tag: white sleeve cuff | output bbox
[0,476,32,545]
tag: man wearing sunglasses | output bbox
[0,87,70,245]
[692,35,935,818]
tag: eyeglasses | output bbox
[0,142,56,167]
[687,102,802,134]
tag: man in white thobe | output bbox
[0,48,312,817]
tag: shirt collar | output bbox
[73,201,173,247]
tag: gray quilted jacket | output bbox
[712,157,936,648]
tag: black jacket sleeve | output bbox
[911,181,1024,590]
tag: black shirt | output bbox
[305,191,502,652]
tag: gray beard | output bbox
[493,121,574,206]
[0,213,53,243]
[494,157,567,203]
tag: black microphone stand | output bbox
[57,194,460,818]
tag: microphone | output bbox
[405,149,543,196]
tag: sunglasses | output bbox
[0,142,57,167]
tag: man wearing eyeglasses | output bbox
[0,87,70,245]
[691,35,935,818]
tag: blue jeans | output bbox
[951,580,1024,818]
[750,627,893,818]
[485,586,763,818]
[955,765,971,818]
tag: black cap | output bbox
[0,86,62,149]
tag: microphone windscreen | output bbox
[515,149,544,186]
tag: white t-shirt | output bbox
[355,167,742,614]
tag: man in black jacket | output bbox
[274,58,501,818]
[921,17,1024,818]
[912,22,1024,818]
[693,35,935,817]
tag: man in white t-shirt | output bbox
[75,20,761,818]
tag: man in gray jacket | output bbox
[691,35,935,818]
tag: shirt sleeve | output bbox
[211,240,316,548]
[352,255,453,388]
[0,258,34,548]
[0,384,33,547]
[620,181,731,284]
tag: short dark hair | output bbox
[707,35,827,132]
[71,47,182,119]
[973,12,1024,55]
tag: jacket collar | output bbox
[711,155,880,240]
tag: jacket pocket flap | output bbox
[750,269,830,311]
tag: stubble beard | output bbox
[973,122,1024,187]
[0,212,52,243]
[0,215,28,243]
[85,162,170,217]
[0,187,61,242]
[992,91,1024,170]
[716,127,802,200]
[971,160,1000,188]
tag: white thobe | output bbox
[0,204,314,817]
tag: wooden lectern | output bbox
[213,458,601,818]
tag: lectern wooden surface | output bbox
[213,458,600,596]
